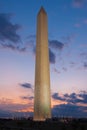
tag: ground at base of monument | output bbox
[0,118,87,130]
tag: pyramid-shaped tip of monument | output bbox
[38,6,47,15]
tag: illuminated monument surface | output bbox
[34,7,51,121]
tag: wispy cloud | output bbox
[62,67,67,71]
[74,19,87,28]
[80,52,87,58]
[21,96,34,100]
[70,62,76,66]
[62,34,76,44]
[72,0,86,8]
[83,19,87,24]
[53,68,61,74]
[20,83,33,89]
[79,52,87,69]
[0,43,26,52]
[74,23,81,28]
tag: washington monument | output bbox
[34,7,51,121]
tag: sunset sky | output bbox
[0,0,87,118]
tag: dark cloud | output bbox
[0,109,33,118]
[66,93,83,104]
[52,104,87,118]
[65,93,77,99]
[67,92,87,104]
[20,83,32,89]
[52,93,65,101]
[0,13,26,52]
[52,91,87,104]
[78,92,87,103]
[63,93,69,98]
[83,62,87,68]
[21,96,34,100]
[49,40,64,50]
[0,110,12,118]
[63,93,81,104]
[0,13,21,42]
[49,48,56,64]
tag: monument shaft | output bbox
[34,7,51,121]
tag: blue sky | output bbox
[0,0,87,118]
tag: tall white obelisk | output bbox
[34,7,51,121]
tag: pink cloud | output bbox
[83,19,87,24]
[72,0,84,8]
[74,19,87,28]
[0,98,33,112]
[74,23,81,27]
